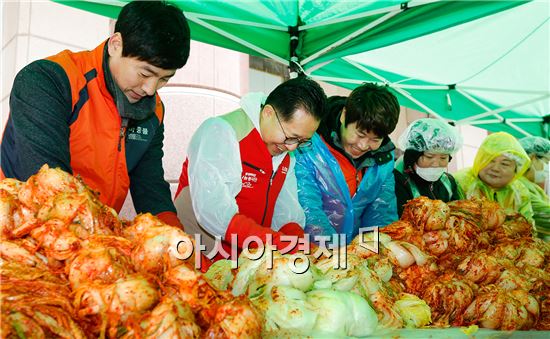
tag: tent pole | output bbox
[469,119,503,125]
[455,89,549,125]
[310,73,449,90]
[289,25,301,78]
[304,60,334,74]
[308,75,365,85]
[83,0,126,7]
[468,120,532,138]
[507,118,544,123]
[184,12,286,31]
[506,121,532,137]
[186,15,288,65]
[459,86,549,96]
[299,3,403,30]
[301,10,399,66]
[299,0,440,30]
[344,59,447,121]
[454,90,533,137]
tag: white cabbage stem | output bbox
[399,242,430,266]
[385,241,415,268]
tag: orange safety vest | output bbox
[1,41,164,212]
[321,136,365,197]
[177,108,290,228]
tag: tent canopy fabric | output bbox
[55,0,548,138]
[313,1,549,138]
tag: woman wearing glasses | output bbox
[295,83,400,243]
[174,77,326,265]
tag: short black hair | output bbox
[265,77,327,122]
[344,83,400,137]
[403,149,424,171]
[115,1,190,69]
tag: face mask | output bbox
[534,162,549,184]
[415,166,446,182]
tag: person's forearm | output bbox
[225,213,304,253]
[156,211,184,229]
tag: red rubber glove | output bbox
[156,211,185,230]
[225,214,303,254]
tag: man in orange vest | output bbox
[1,1,189,228]
[174,77,327,260]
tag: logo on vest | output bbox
[127,126,149,142]
[281,166,288,174]
[242,172,258,188]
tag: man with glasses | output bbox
[174,77,326,266]
[295,83,400,243]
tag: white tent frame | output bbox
[308,55,549,137]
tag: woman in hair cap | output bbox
[518,136,550,238]
[454,132,533,223]
[394,118,464,217]
[519,136,550,189]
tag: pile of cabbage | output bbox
[205,244,431,337]
[206,195,550,335]
[0,166,262,338]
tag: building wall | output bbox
[2,1,111,128]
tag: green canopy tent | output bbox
[311,0,549,138]
[55,0,547,137]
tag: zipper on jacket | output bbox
[110,117,128,209]
[243,161,266,174]
[117,118,129,152]
[353,167,366,197]
[429,183,435,199]
[260,170,276,225]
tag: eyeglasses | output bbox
[273,107,312,148]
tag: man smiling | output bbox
[295,83,400,242]
[1,1,190,228]
[454,132,533,222]
[174,77,326,259]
